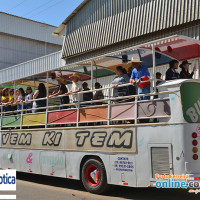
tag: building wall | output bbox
[0,12,63,45]
[0,33,62,69]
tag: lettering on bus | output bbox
[76,130,133,149]
[42,132,62,146]
[2,133,32,146]
[186,99,200,123]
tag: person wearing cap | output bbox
[180,60,196,79]
[49,77,69,110]
[165,60,180,80]
[130,57,150,100]
[65,73,83,103]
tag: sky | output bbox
[0,0,84,27]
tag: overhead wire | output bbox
[22,0,55,17]
[5,0,29,12]
[29,0,64,18]
[29,0,82,19]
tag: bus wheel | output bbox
[81,158,109,194]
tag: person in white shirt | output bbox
[65,73,83,103]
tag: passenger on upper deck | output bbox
[65,73,83,103]
[127,66,136,97]
[1,88,10,113]
[16,88,25,112]
[154,72,163,99]
[24,87,33,113]
[82,82,93,102]
[9,89,17,112]
[33,83,46,113]
[165,60,180,80]
[49,77,69,110]
[179,60,196,79]
[93,82,104,105]
[130,57,150,100]
[111,66,130,99]
[0,90,2,104]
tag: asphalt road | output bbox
[0,173,200,200]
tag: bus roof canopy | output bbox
[0,35,199,85]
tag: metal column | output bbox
[91,60,94,90]
[45,72,49,128]
[152,44,156,93]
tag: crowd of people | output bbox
[0,57,195,115]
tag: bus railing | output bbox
[0,80,176,129]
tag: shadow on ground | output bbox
[17,172,200,200]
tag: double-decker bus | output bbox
[0,35,200,194]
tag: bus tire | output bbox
[81,158,109,194]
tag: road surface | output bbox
[0,172,199,200]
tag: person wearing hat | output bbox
[180,60,196,79]
[130,57,150,100]
[49,77,69,110]
[65,73,83,103]
[165,60,180,80]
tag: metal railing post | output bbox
[45,72,49,128]
[20,102,23,129]
[152,43,156,94]
[0,105,2,130]
[107,88,111,125]
[135,97,138,125]
[91,59,94,90]
[76,92,80,127]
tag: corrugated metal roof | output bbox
[53,0,89,37]
[0,51,63,84]
[0,12,63,45]
[60,0,200,58]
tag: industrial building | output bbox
[0,12,63,70]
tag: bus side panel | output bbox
[19,150,41,174]
[65,152,110,182]
[109,154,136,187]
[0,148,20,170]
[135,125,186,187]
[40,151,66,177]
